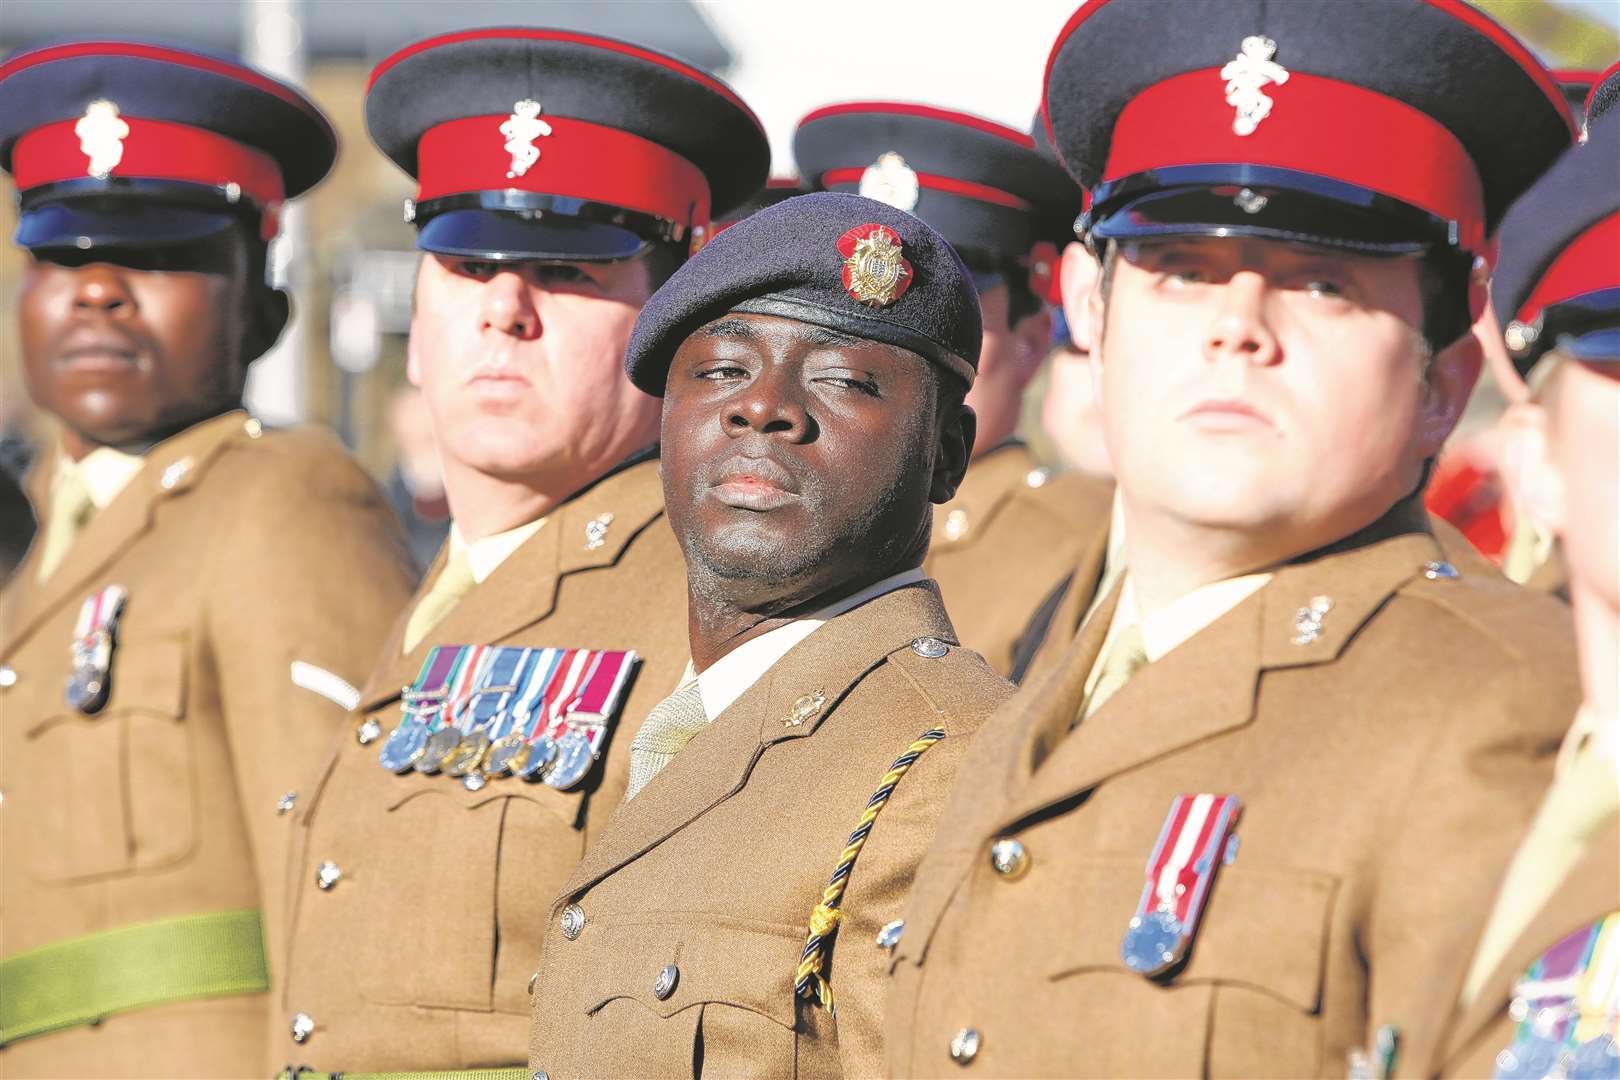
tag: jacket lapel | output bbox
[559,583,956,902]
[2,411,246,654]
[1441,813,1620,1068]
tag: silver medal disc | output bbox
[1120,908,1186,976]
[1494,1035,1562,1080]
[378,720,429,773]
[517,737,558,782]
[64,666,108,714]
[545,730,594,790]
[415,727,462,774]
[1568,1034,1620,1080]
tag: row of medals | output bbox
[372,687,596,791]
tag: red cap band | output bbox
[1105,67,1487,251]
[1518,211,1620,323]
[416,114,710,229]
[13,116,285,236]
[820,167,1032,212]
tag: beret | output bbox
[1492,111,1620,372]
[1044,0,1574,257]
[625,191,981,396]
[0,39,335,249]
[366,28,769,261]
[794,102,1083,262]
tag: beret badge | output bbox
[838,223,913,307]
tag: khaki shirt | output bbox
[924,440,1112,678]
[528,582,1012,1079]
[276,454,691,1073]
[884,500,1579,1078]
[0,411,416,1078]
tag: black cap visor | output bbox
[16,182,245,252]
[1086,165,1461,256]
[413,192,689,263]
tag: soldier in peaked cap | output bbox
[526,192,1013,1079]
[0,41,416,1077]
[883,3,1586,1076]
[274,29,768,1076]
[795,103,1112,678]
[1419,110,1620,1080]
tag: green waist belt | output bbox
[0,908,268,1045]
[280,1071,527,1080]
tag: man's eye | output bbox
[1163,268,1207,286]
[696,363,747,381]
[456,259,500,280]
[534,264,590,286]
[818,374,881,395]
[1303,279,1347,300]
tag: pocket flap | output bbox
[580,918,804,1028]
[1047,856,1337,1013]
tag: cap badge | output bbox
[1220,36,1289,136]
[858,152,920,213]
[501,100,554,179]
[75,100,130,180]
[837,223,914,308]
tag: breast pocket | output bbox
[1045,857,1338,1079]
[19,635,193,884]
[575,919,804,1079]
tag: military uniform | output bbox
[795,103,1101,680]
[925,440,1111,676]
[528,582,1010,1079]
[273,28,769,1074]
[885,501,1579,1077]
[0,414,415,1077]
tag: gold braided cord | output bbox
[795,727,946,1014]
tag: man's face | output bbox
[19,235,250,451]
[660,312,972,610]
[963,282,1049,454]
[407,254,660,483]
[1547,357,1620,611]
[1091,236,1476,554]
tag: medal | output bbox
[546,730,595,789]
[1495,913,1620,1079]
[486,734,531,778]
[448,647,538,780]
[1120,793,1242,977]
[63,586,128,714]
[482,648,552,778]
[546,649,639,790]
[414,645,493,774]
[518,736,558,781]
[378,647,461,773]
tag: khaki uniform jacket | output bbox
[277,455,690,1073]
[527,582,1012,1080]
[924,441,1112,678]
[1424,813,1619,1078]
[0,411,415,1079]
[884,501,1579,1078]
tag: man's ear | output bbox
[1061,241,1101,353]
[1501,402,1565,537]
[1417,330,1483,458]
[930,400,976,505]
[243,286,290,364]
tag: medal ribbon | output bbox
[444,645,494,735]
[1512,918,1605,1048]
[556,650,639,757]
[510,648,564,743]
[532,648,594,744]
[402,645,467,729]
[1134,794,1242,932]
[464,647,532,740]
[72,585,128,649]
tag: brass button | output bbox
[560,903,586,940]
[653,963,679,1000]
[910,637,949,659]
[989,838,1028,879]
[950,1027,981,1064]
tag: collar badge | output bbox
[1220,36,1289,136]
[501,99,553,179]
[859,151,920,212]
[76,100,130,180]
[837,223,914,308]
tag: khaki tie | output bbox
[35,463,95,582]
[1459,729,1620,1005]
[1078,622,1148,724]
[401,550,476,654]
[625,677,708,800]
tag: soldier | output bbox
[0,42,416,1076]
[1426,112,1620,1080]
[273,29,769,1075]
[882,3,1584,1076]
[526,192,1013,1079]
[795,103,1112,677]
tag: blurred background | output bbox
[1,0,1616,564]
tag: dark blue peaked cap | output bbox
[1493,112,1620,373]
[0,39,335,250]
[625,192,981,396]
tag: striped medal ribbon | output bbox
[514,648,596,783]
[489,648,566,780]
[546,650,639,790]
[378,645,465,773]
[64,584,128,714]
[1497,913,1620,1079]
[1120,793,1243,978]
[445,646,537,788]
[416,644,494,775]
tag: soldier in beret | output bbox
[273,29,769,1076]
[526,191,1012,1079]
[796,103,1112,678]
[1423,112,1620,1080]
[883,2,1583,1075]
[0,42,416,1076]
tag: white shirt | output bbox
[59,448,146,510]
[694,568,928,722]
[448,517,547,584]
